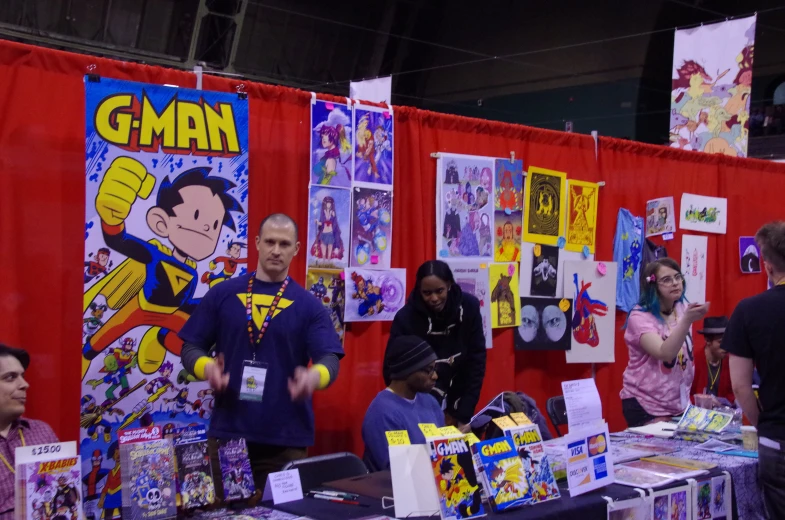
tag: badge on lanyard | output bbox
[240,360,268,402]
[242,273,288,402]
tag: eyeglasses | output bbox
[420,364,437,376]
[657,273,683,286]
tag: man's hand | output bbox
[95,156,155,226]
[288,366,320,402]
[204,353,230,392]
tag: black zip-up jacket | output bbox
[384,285,487,424]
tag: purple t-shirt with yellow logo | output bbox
[179,274,343,447]
[620,302,694,417]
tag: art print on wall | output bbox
[645,196,676,237]
[494,158,523,262]
[445,260,493,349]
[353,104,393,185]
[530,244,559,297]
[350,185,392,269]
[515,297,572,351]
[679,193,727,234]
[311,99,353,187]
[437,155,494,259]
[565,180,599,254]
[670,16,756,157]
[739,236,761,273]
[306,268,345,342]
[523,166,566,246]
[519,242,593,299]
[490,262,521,328]
[307,185,351,269]
[563,261,617,363]
[681,234,708,303]
[344,267,406,322]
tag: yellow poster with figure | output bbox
[522,166,566,246]
[81,77,248,515]
[565,180,599,254]
[490,262,521,328]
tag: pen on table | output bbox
[309,489,359,500]
[308,493,368,506]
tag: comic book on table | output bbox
[504,423,560,504]
[218,438,255,501]
[473,437,530,512]
[118,426,177,520]
[18,455,83,520]
[173,425,216,509]
[428,435,486,520]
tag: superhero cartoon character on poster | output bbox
[81,77,249,513]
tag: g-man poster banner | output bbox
[81,77,248,517]
[670,16,756,158]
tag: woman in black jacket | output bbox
[385,260,487,430]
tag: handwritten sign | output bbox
[262,468,304,504]
[418,423,441,439]
[385,430,411,446]
[510,412,532,425]
[15,441,77,466]
[492,416,518,430]
[465,433,481,446]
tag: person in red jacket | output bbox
[691,316,735,404]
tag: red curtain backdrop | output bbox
[1,40,784,456]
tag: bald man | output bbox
[180,214,344,491]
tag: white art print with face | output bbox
[444,260,493,349]
[681,234,708,304]
[515,297,572,351]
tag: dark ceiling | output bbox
[2,0,785,145]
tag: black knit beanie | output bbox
[386,336,437,380]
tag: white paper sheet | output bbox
[681,234,708,304]
[562,378,604,431]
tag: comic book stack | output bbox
[217,438,255,501]
[118,426,177,520]
[472,437,529,513]
[173,425,215,509]
[16,450,82,520]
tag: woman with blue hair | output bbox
[620,258,710,427]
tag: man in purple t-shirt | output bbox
[0,343,59,519]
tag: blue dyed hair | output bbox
[623,257,687,328]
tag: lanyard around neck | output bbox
[0,429,25,473]
[246,272,289,361]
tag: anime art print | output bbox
[679,193,727,234]
[437,155,494,259]
[565,180,599,254]
[311,99,353,187]
[494,159,523,262]
[343,267,406,322]
[646,197,676,237]
[530,244,559,297]
[739,236,761,273]
[515,297,572,351]
[82,78,247,512]
[353,104,393,185]
[670,16,756,158]
[522,166,566,246]
[490,263,521,328]
[307,185,351,269]
[563,261,617,364]
[350,185,392,269]
[444,260,493,349]
[306,268,345,342]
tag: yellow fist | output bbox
[209,261,217,270]
[95,157,155,226]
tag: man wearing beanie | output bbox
[362,336,444,470]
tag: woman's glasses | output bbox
[657,273,683,286]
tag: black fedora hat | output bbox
[698,316,728,335]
